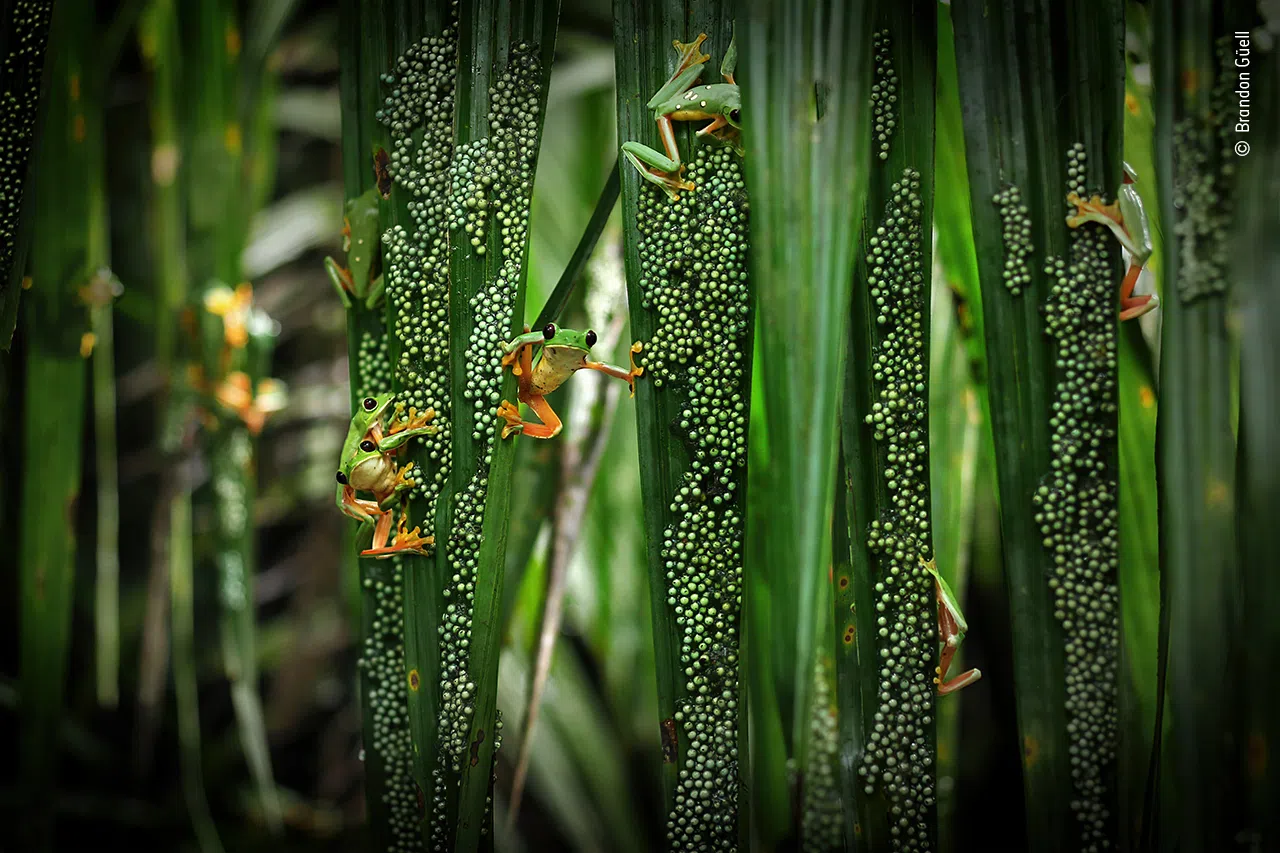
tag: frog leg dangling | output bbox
[360,502,433,558]
[934,594,982,695]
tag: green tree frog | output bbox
[1065,162,1159,321]
[496,323,644,440]
[335,393,437,558]
[620,31,741,199]
[324,187,384,310]
[920,556,982,695]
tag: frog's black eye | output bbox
[585,329,597,348]
[543,323,556,339]
[360,440,376,452]
[335,471,348,485]
[729,108,740,123]
[362,397,377,411]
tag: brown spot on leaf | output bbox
[407,668,420,692]
[1023,734,1039,769]
[837,575,849,590]
[842,624,855,645]
[469,729,486,766]
[661,718,678,763]
[1248,732,1267,780]
[374,147,392,199]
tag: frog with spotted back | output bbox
[620,31,741,199]
[324,187,384,311]
[335,393,437,558]
[496,323,644,440]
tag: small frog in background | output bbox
[324,187,384,311]
[335,393,437,558]
[496,323,643,440]
[620,31,741,199]
[920,555,982,695]
[1065,162,1159,321]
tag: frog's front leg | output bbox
[379,409,437,452]
[324,256,355,309]
[501,325,545,374]
[375,462,420,512]
[363,274,385,311]
[583,341,646,398]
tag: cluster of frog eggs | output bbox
[801,659,843,853]
[634,145,750,851]
[357,558,424,853]
[993,185,1034,296]
[0,1,52,277]
[356,334,392,395]
[1171,115,1233,302]
[1036,143,1119,852]
[455,47,542,456]
[857,168,937,853]
[871,29,897,162]
[377,23,459,515]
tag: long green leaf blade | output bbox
[954,2,1127,848]
[1152,0,1247,846]
[838,5,940,849]
[614,7,754,849]
[740,1,871,847]
[17,6,92,847]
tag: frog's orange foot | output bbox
[628,341,645,397]
[672,33,710,69]
[652,165,696,200]
[393,462,418,490]
[497,400,525,439]
[361,528,433,559]
[1065,192,1121,229]
[390,406,436,434]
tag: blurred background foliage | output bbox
[0,0,1274,852]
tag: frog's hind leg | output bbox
[1119,265,1159,321]
[361,506,433,558]
[497,392,563,440]
[935,606,982,695]
[622,145,695,200]
[720,29,737,84]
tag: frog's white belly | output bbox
[349,455,395,497]
[532,346,587,395]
